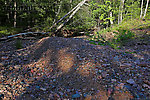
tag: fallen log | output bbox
[49,0,84,30]
[0,32,48,41]
[55,0,88,33]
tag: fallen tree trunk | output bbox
[54,0,88,33]
[0,32,48,41]
[50,0,86,30]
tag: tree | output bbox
[140,0,144,18]
[118,0,125,24]
[143,0,149,18]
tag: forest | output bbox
[0,0,149,36]
[0,0,150,100]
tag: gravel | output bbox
[0,37,149,100]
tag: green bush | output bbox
[113,29,135,42]
[89,29,135,49]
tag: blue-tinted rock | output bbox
[36,86,40,89]
[72,93,80,98]
[127,79,135,84]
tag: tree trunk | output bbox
[55,0,88,33]
[143,0,149,19]
[118,0,125,24]
[14,1,17,27]
[50,0,84,30]
[70,0,73,8]
[140,0,144,18]
[110,11,113,25]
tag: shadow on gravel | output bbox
[0,37,149,99]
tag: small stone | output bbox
[143,80,150,85]
[72,93,80,98]
[0,90,3,93]
[83,93,88,97]
[97,75,102,79]
[0,62,4,67]
[143,84,150,89]
[67,89,70,92]
[14,65,21,69]
[111,79,117,82]
[101,71,108,78]
[36,86,40,89]
[118,83,124,89]
[1,56,8,60]
[102,64,110,67]
[120,63,132,68]
[137,62,148,67]
[59,92,63,96]
[40,87,46,91]
[54,93,60,99]
[127,79,135,84]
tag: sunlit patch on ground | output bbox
[57,48,75,72]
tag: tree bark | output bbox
[143,0,149,19]
[140,0,144,18]
[110,11,113,25]
[118,0,125,24]
[14,1,17,27]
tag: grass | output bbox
[0,26,23,38]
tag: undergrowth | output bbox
[89,19,149,49]
[15,39,23,49]
[0,26,23,38]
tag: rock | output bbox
[120,63,132,68]
[1,56,8,60]
[54,93,60,99]
[111,79,117,82]
[83,93,88,97]
[116,83,124,89]
[0,94,4,99]
[14,65,21,69]
[0,62,4,67]
[72,93,80,98]
[137,62,149,67]
[101,71,108,78]
[127,79,135,84]
[102,64,110,67]
[40,87,46,91]
[143,80,150,85]
[143,84,150,89]
[114,56,119,61]
[36,86,40,89]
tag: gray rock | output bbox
[127,79,135,84]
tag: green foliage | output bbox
[89,22,136,49]
[113,29,135,42]
[0,27,22,38]
[0,0,150,37]
[15,39,23,49]
[89,0,114,28]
